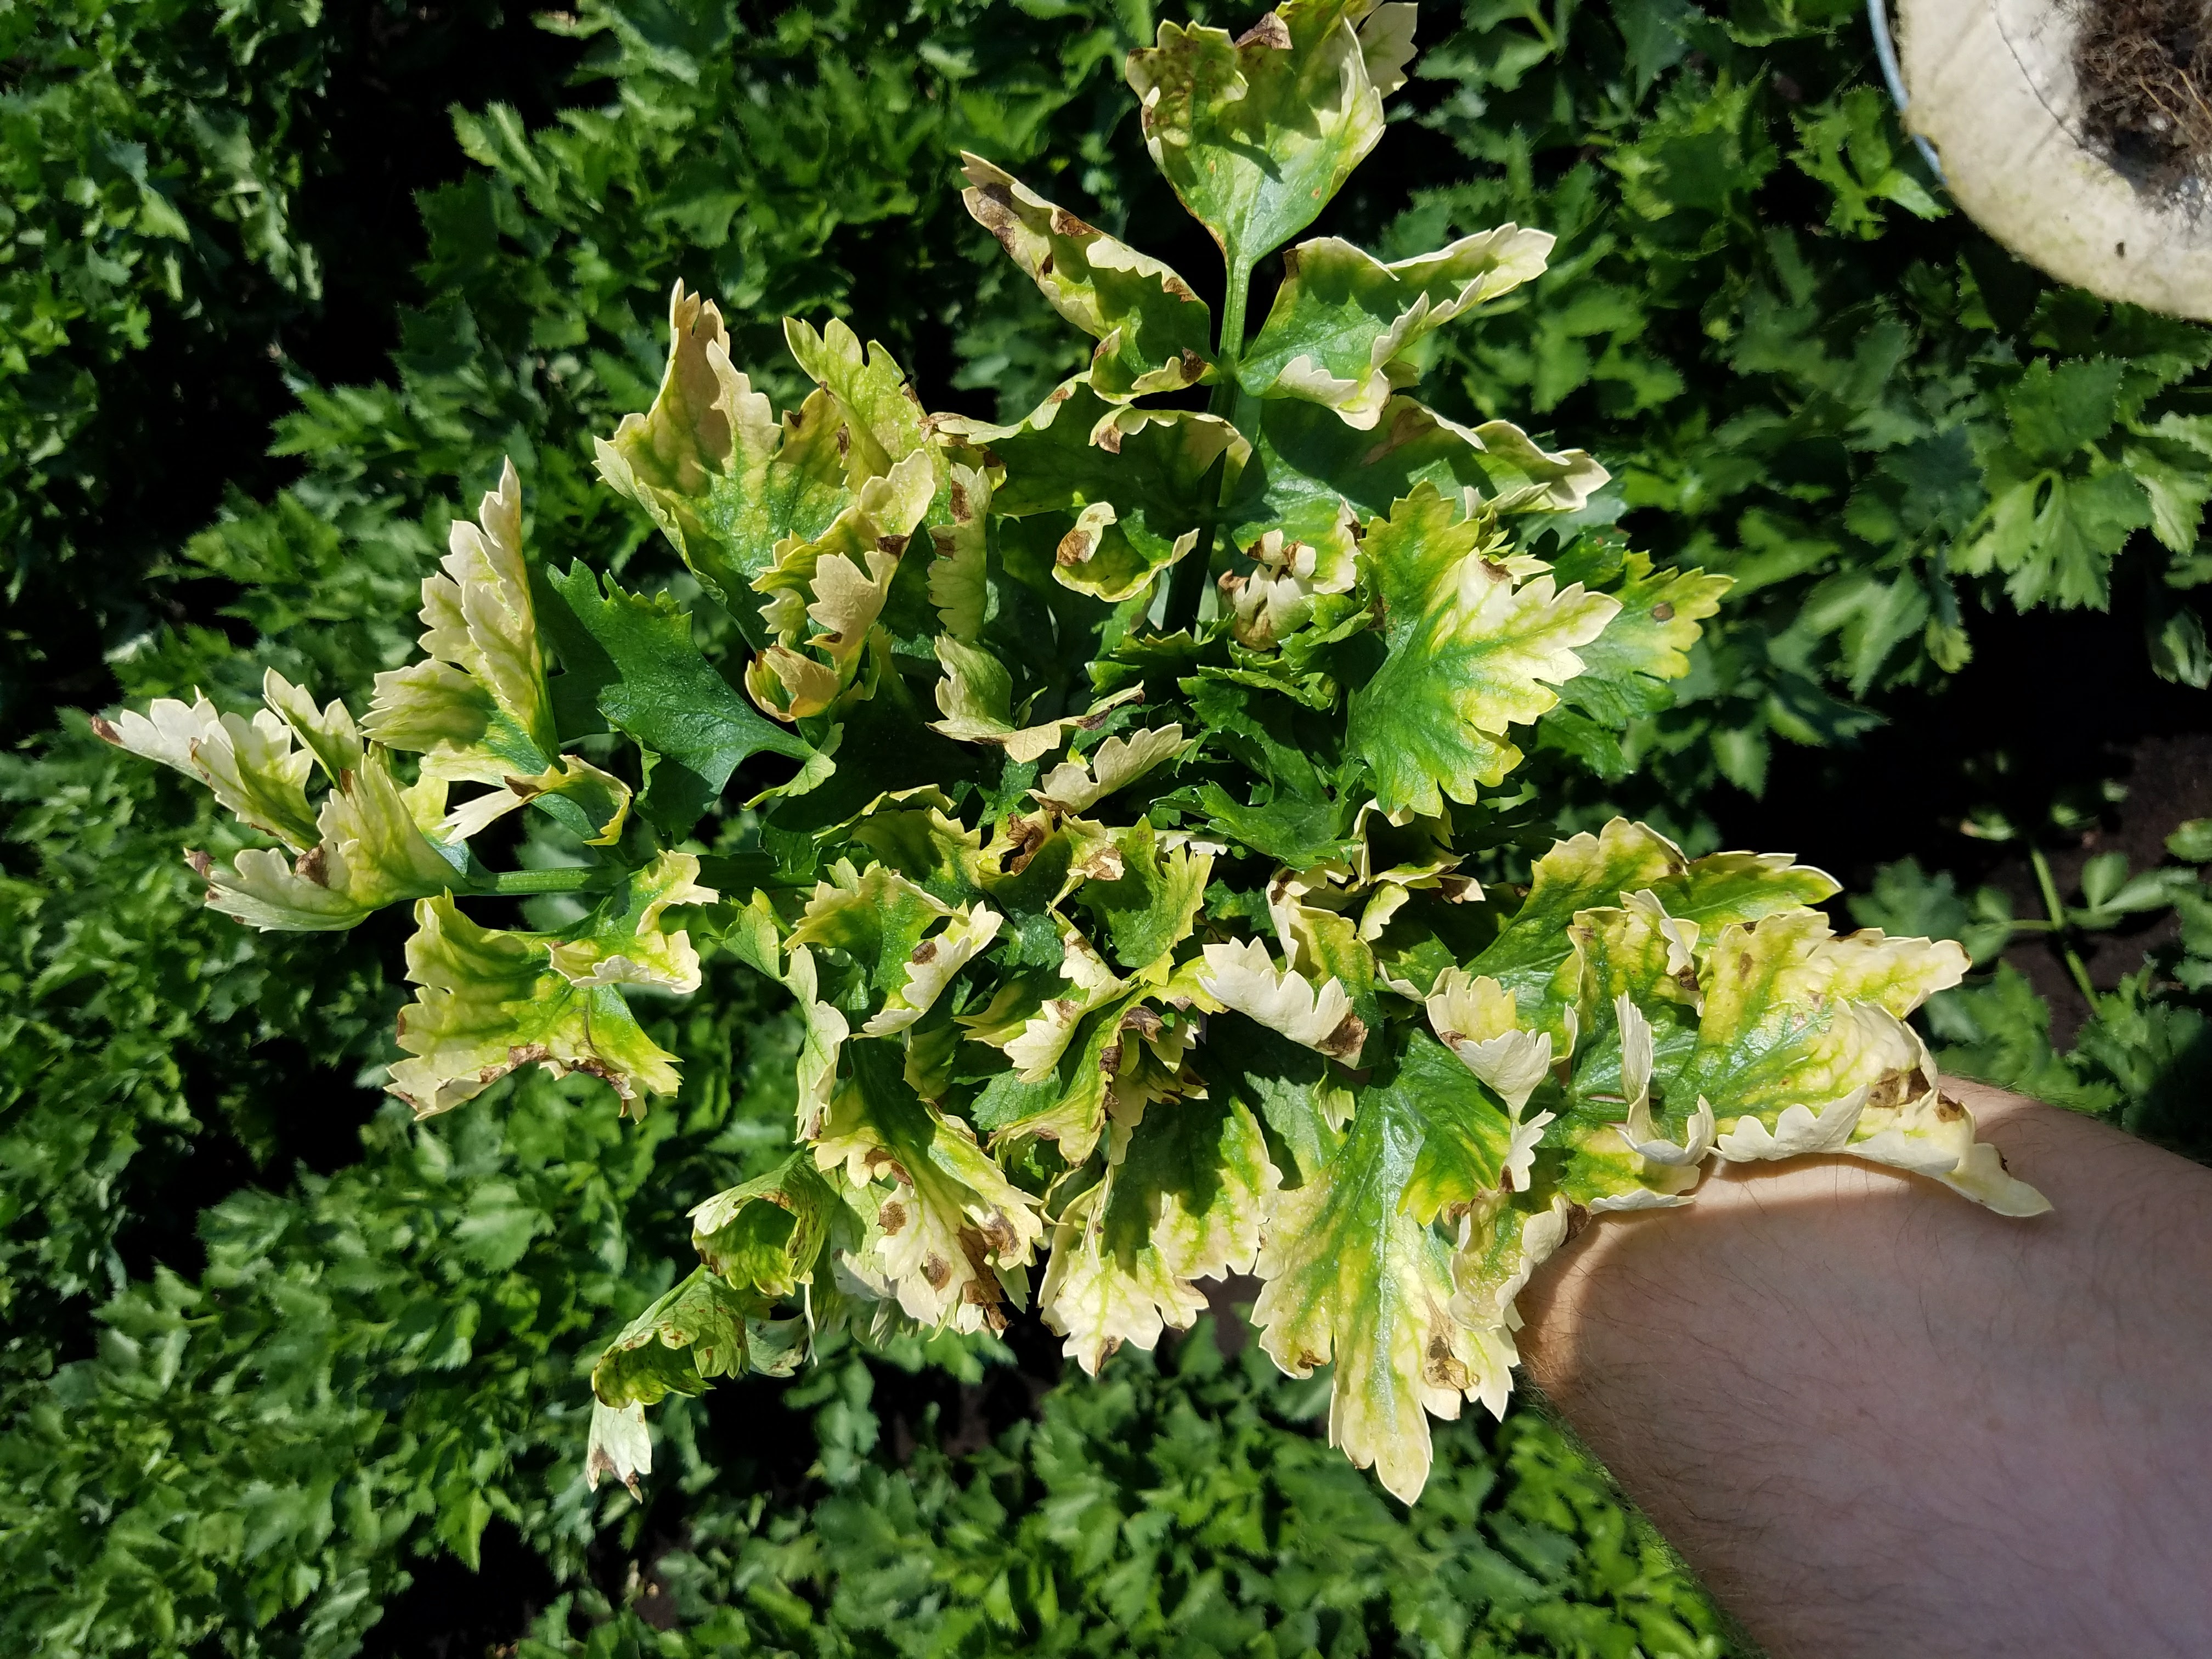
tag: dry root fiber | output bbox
[2073,0,2212,190]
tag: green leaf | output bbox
[595,283,860,610]
[1251,1059,1513,1504]
[945,378,1246,602]
[1346,485,1619,815]
[590,1267,757,1409]
[2169,819,2212,862]
[385,855,715,1118]
[365,459,558,783]
[540,561,816,832]
[961,154,1215,400]
[1125,1,1417,270]
[1959,461,2151,611]
[2007,357,2124,465]
[1188,782,1356,867]
[814,1040,1045,1333]
[1240,227,1553,426]
[2121,413,2212,554]
[1040,1090,1278,1373]
[1226,397,1607,568]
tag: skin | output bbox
[1516,1079,2212,1659]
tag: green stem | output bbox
[1163,257,1256,637]
[1214,255,1253,388]
[2029,844,2098,1006]
[482,866,605,896]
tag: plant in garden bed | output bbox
[102,0,2050,1506]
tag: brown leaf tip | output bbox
[1236,12,1291,50]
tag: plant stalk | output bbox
[482,866,604,896]
[2029,844,2098,1006]
[1164,256,1256,636]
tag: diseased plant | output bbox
[100,0,2050,1505]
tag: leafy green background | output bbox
[6,0,2209,1651]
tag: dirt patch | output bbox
[2072,0,2212,192]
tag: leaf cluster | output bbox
[13,0,2208,1648]
[89,0,2045,1517]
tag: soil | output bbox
[2072,0,2212,193]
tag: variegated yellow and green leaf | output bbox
[961,154,1214,400]
[1448,1187,1574,1345]
[260,668,363,785]
[1218,527,1359,648]
[929,635,1143,763]
[108,1,2068,1517]
[1126,1,1415,270]
[1666,910,1946,1157]
[591,1266,757,1413]
[196,745,461,933]
[814,1041,1044,1333]
[1252,1070,1515,1505]
[927,462,992,642]
[97,689,320,849]
[782,316,933,481]
[1240,227,1553,426]
[365,458,557,786]
[1394,1029,1534,1224]
[544,851,716,991]
[595,283,911,618]
[747,450,934,719]
[1041,1091,1277,1372]
[1198,935,1365,1060]
[945,377,1246,602]
[385,857,715,1119]
[1075,819,1211,980]
[1841,1046,2051,1216]
[1032,724,1190,815]
[433,753,633,846]
[1468,817,1692,1035]
[845,791,997,906]
[1346,485,1619,816]
[1561,552,1735,725]
[1226,398,1607,571]
[785,859,1001,1036]
[690,1149,844,1300]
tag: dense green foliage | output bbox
[1393,0,2212,804]
[98,0,2045,1521]
[0,0,571,734]
[5,997,1730,1656]
[4,0,324,710]
[5,0,2209,1653]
